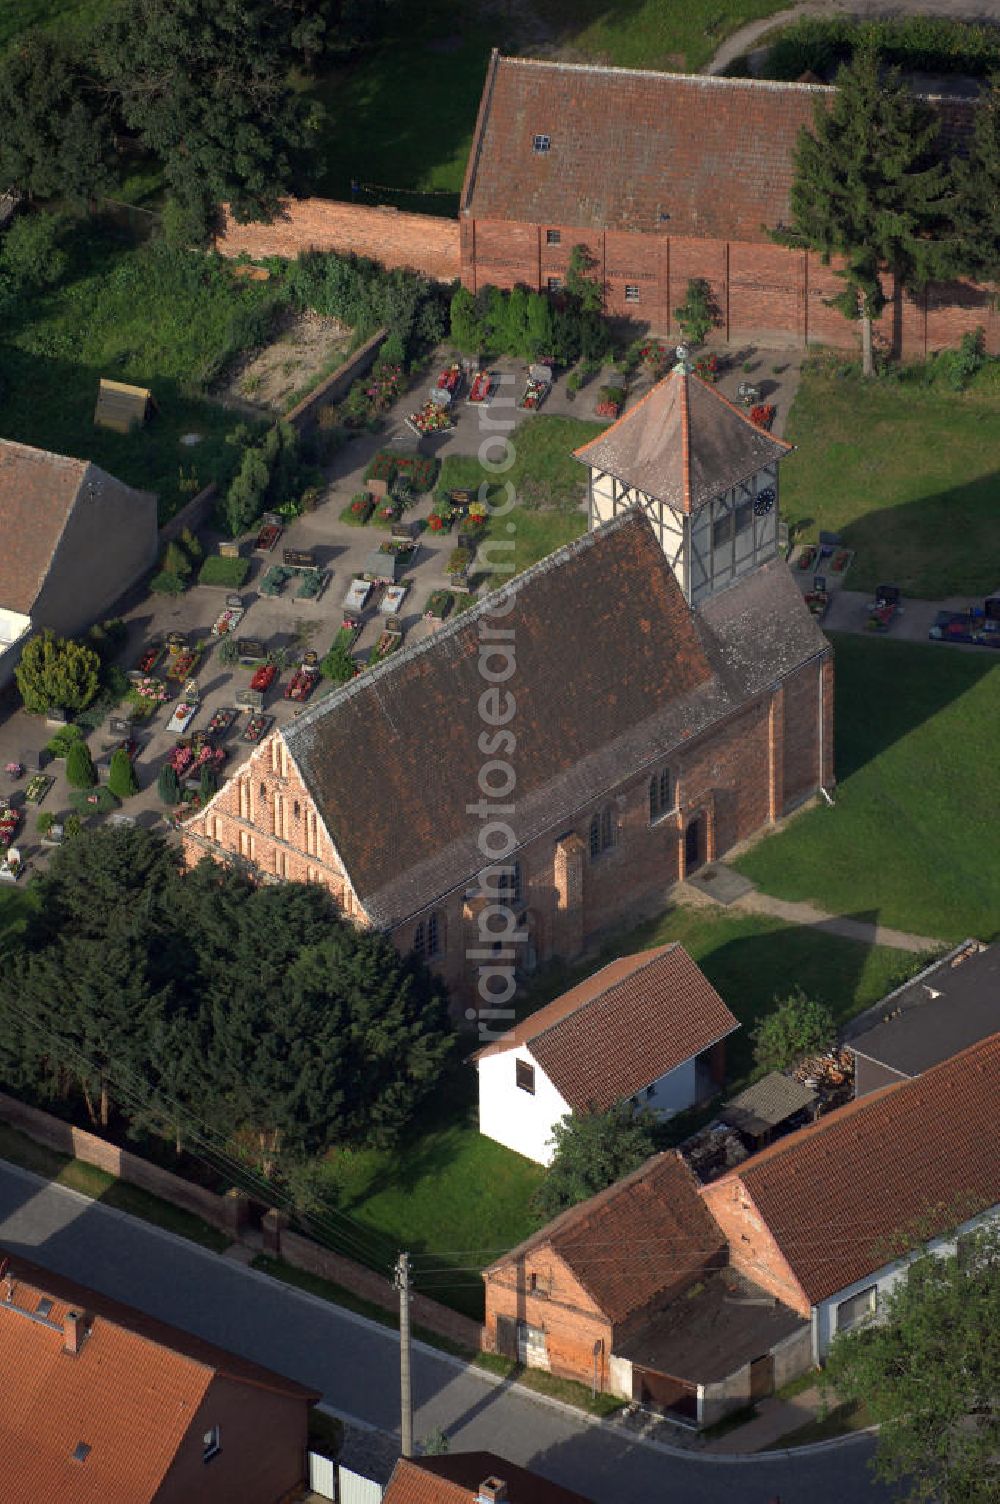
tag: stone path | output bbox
[730,890,942,953]
[704,0,1000,77]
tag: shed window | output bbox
[516,1059,535,1094]
[625,285,640,303]
[546,229,561,245]
[203,1426,222,1462]
[836,1285,877,1332]
[532,134,551,153]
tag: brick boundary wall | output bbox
[0,1092,485,1351]
[0,1091,250,1239]
[215,200,461,284]
[279,1228,484,1352]
[159,482,219,543]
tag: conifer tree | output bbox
[770,44,951,376]
[108,747,139,799]
[948,76,1000,283]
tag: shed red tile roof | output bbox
[573,366,791,514]
[475,943,738,1111]
[384,1452,594,1504]
[709,1032,1000,1303]
[462,55,830,239]
[0,1254,318,1504]
[487,1152,727,1325]
[0,439,90,614]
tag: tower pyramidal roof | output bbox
[574,358,792,515]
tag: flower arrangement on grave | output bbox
[5,761,22,777]
[749,403,776,431]
[428,514,444,531]
[694,353,719,383]
[639,341,667,377]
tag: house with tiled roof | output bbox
[0,1252,319,1504]
[473,943,738,1164]
[0,438,157,689]
[382,1452,593,1504]
[182,390,831,1008]
[459,52,993,358]
[483,1151,809,1426]
[701,1031,1000,1360]
[843,938,996,1098]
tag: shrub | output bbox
[161,539,192,577]
[197,554,250,588]
[46,723,84,758]
[179,527,203,560]
[36,812,56,836]
[199,764,220,801]
[157,764,182,806]
[108,747,139,798]
[751,989,836,1071]
[150,569,187,596]
[66,740,97,790]
[64,814,83,840]
[320,640,356,684]
[15,631,101,715]
[217,636,240,667]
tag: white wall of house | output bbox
[477,1046,572,1166]
[642,1057,697,1117]
[814,1205,999,1358]
[0,608,31,691]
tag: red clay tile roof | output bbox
[284,513,716,925]
[573,366,792,514]
[487,1152,727,1325]
[475,944,738,1111]
[0,1254,318,1504]
[384,1452,594,1504]
[462,55,830,239]
[0,439,91,613]
[711,1033,1000,1303]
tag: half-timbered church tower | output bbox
[575,351,789,608]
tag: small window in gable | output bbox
[516,1059,535,1094]
[532,133,551,153]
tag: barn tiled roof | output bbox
[0,439,90,614]
[573,366,792,514]
[384,1453,594,1504]
[475,944,738,1111]
[710,1033,1000,1303]
[487,1152,727,1326]
[462,55,829,238]
[462,54,976,240]
[283,513,828,929]
[0,1254,318,1504]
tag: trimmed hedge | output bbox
[197,554,250,588]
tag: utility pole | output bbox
[395,1251,413,1458]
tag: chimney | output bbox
[477,1479,508,1504]
[63,1310,86,1355]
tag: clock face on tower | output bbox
[754,486,776,517]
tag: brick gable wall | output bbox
[699,1177,811,1317]
[484,1247,615,1390]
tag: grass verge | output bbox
[734,635,1000,943]
[0,1123,231,1252]
[775,1399,873,1447]
[781,362,1000,596]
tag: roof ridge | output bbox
[283,509,645,747]
[496,53,834,95]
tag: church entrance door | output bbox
[685,816,703,874]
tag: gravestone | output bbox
[218,541,240,559]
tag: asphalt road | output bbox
[0,1162,901,1504]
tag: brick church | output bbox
[182,358,832,1007]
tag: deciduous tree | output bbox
[0,31,111,205]
[823,1223,1000,1504]
[750,988,835,1071]
[771,43,952,376]
[533,1103,657,1220]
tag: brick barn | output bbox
[181,363,831,1008]
[459,53,998,358]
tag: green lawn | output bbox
[532,0,789,72]
[781,364,1000,596]
[735,635,1000,943]
[0,220,279,520]
[0,1123,231,1252]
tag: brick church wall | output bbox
[215,199,461,282]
